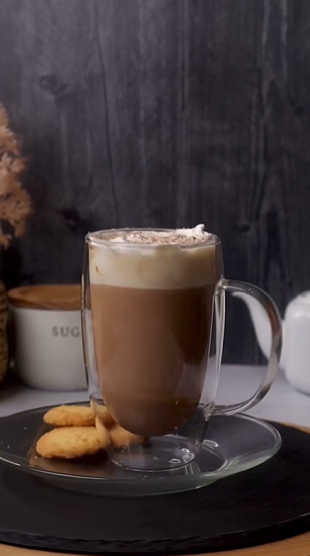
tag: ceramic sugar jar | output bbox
[8,284,86,391]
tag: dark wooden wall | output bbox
[0,0,309,363]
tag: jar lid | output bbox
[8,285,81,311]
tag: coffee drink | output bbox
[89,225,222,437]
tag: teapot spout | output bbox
[233,292,286,369]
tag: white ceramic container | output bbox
[8,285,86,391]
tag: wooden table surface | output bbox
[1,531,310,556]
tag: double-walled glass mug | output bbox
[81,227,282,472]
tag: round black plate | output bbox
[0,422,309,554]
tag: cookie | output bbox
[95,416,111,447]
[109,424,144,448]
[90,400,115,427]
[43,405,95,427]
[36,426,108,459]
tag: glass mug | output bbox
[82,228,282,472]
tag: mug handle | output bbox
[212,278,282,416]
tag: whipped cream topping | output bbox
[176,224,208,238]
[95,224,211,246]
[88,225,219,290]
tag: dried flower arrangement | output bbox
[0,104,32,246]
[0,102,32,382]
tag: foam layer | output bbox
[88,227,221,289]
[106,224,211,246]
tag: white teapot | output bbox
[235,290,310,394]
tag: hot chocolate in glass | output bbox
[82,226,282,471]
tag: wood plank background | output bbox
[0,0,309,363]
